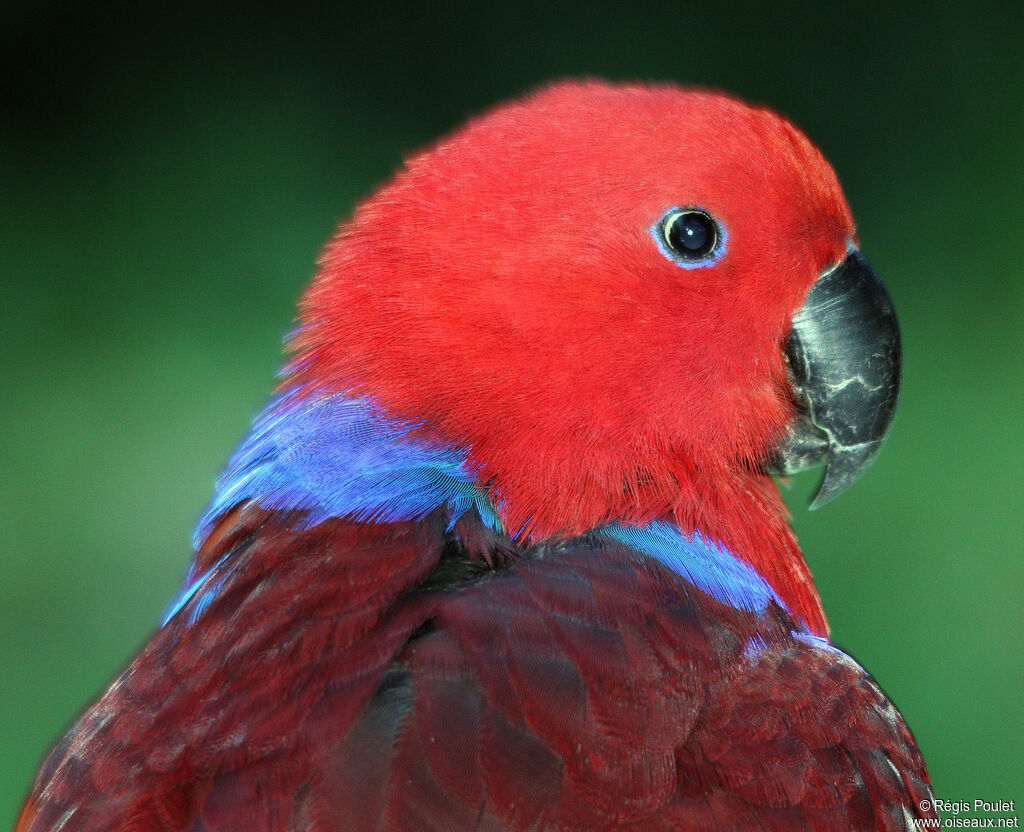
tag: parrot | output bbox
[18,80,935,831]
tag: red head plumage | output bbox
[292,80,857,634]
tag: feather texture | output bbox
[19,80,934,831]
[171,389,789,627]
[20,508,934,831]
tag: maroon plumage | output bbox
[20,508,932,831]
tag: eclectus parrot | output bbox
[19,81,935,831]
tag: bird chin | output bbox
[766,411,830,478]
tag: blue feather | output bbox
[165,389,785,626]
[601,522,784,615]
[194,389,501,549]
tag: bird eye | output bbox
[655,208,723,267]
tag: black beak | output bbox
[771,249,902,508]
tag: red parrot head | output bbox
[291,81,900,630]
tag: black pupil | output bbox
[667,212,715,259]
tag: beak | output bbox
[771,248,902,509]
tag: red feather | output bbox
[293,82,851,632]
[20,81,933,831]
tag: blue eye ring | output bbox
[652,207,726,269]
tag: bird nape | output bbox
[19,80,932,832]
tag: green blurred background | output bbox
[2,0,1021,823]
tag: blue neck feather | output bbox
[194,388,502,547]
[167,389,785,625]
